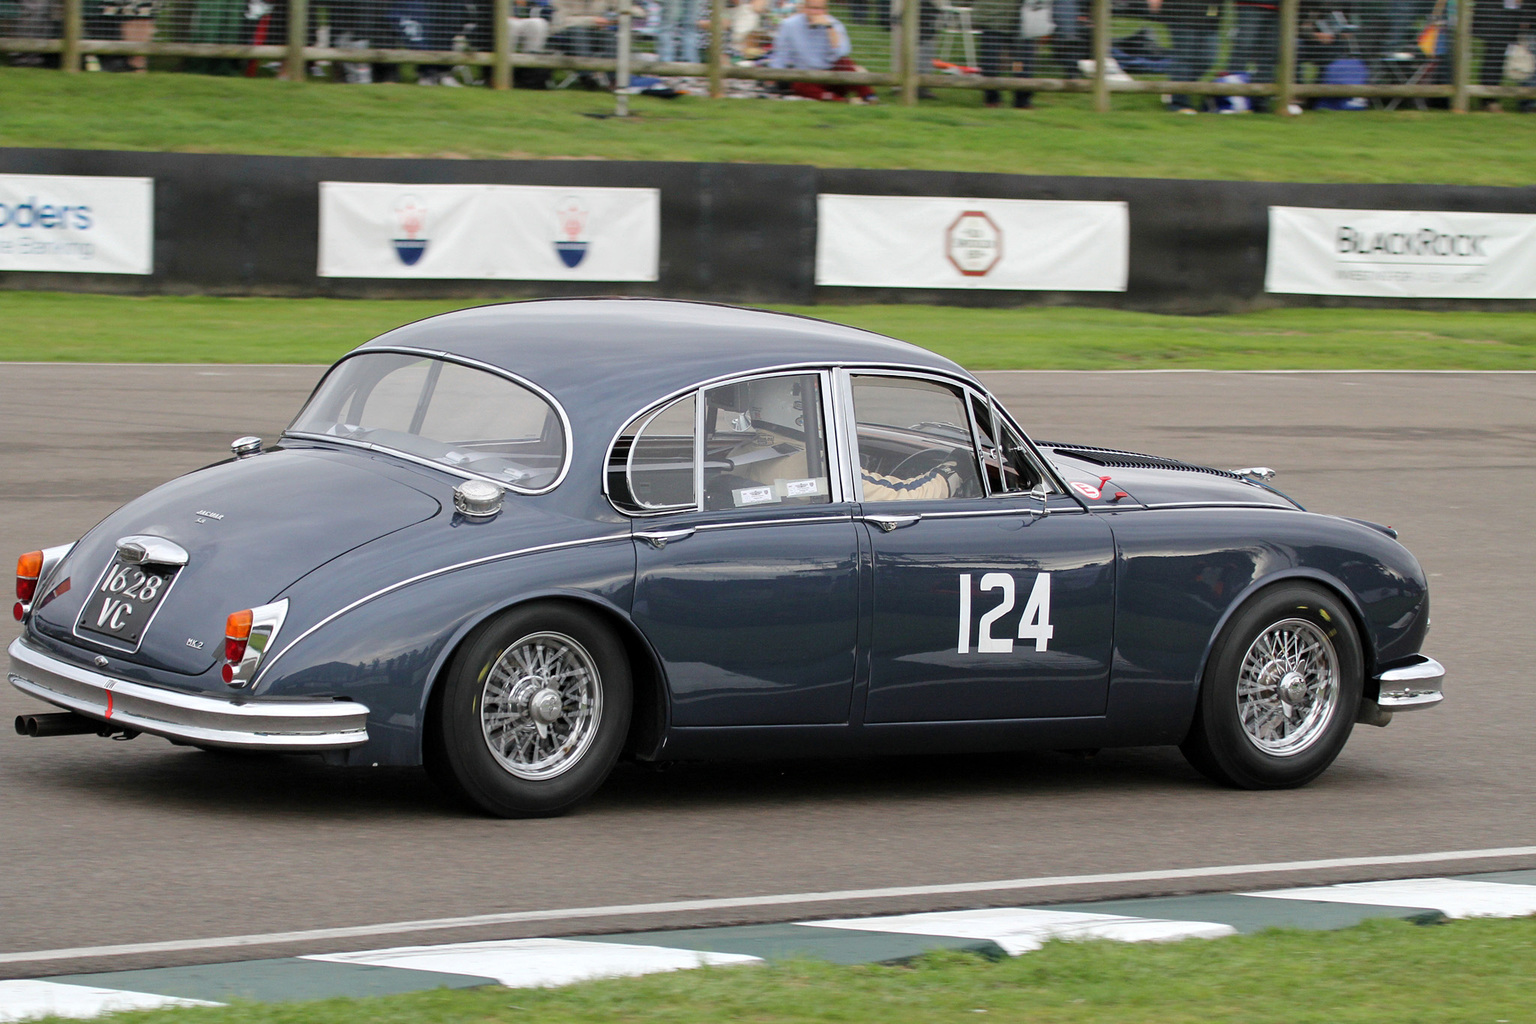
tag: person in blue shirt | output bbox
[769,0,877,101]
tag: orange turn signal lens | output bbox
[16,550,43,602]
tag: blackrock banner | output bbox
[318,182,660,281]
[1266,206,1536,299]
[815,194,1128,291]
[0,173,154,275]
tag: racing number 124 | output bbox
[958,572,1054,654]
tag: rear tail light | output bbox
[15,545,72,622]
[16,551,42,603]
[219,600,288,688]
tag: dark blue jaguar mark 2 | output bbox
[9,299,1444,817]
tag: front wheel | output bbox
[1181,584,1363,789]
[427,604,632,818]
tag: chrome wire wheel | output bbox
[1234,617,1340,757]
[479,631,604,781]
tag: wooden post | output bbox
[62,0,82,73]
[493,0,511,90]
[709,0,725,99]
[1091,0,1109,112]
[901,0,918,104]
[1277,0,1298,114]
[1452,0,1472,112]
[285,0,309,80]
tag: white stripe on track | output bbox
[1242,878,1536,918]
[0,981,217,1022]
[2,845,1532,967]
[802,908,1235,955]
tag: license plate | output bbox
[76,556,179,650]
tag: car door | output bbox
[843,371,1116,724]
[619,371,862,727]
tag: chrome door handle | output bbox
[635,527,696,549]
[863,514,921,533]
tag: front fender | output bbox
[250,537,636,765]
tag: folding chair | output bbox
[933,0,980,71]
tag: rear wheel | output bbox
[1181,584,1363,789]
[427,604,631,817]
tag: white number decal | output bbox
[957,571,1054,654]
[1017,572,1055,652]
[977,573,1016,653]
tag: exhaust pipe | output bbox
[15,712,137,739]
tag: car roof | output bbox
[356,298,975,414]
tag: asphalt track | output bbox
[1,364,1532,978]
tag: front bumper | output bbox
[1357,655,1444,727]
[7,636,369,751]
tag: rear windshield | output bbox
[288,352,567,492]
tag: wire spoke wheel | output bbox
[1235,617,1340,757]
[480,631,604,781]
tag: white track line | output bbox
[2,846,1532,967]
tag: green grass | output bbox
[3,65,1535,184]
[50,916,1536,1024]
[4,291,1535,369]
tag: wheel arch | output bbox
[1190,569,1377,717]
[418,590,670,766]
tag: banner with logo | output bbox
[815,194,1128,291]
[1266,206,1536,299]
[0,173,153,275]
[318,182,660,281]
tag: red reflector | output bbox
[12,602,22,621]
[221,663,235,684]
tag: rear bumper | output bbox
[7,636,369,751]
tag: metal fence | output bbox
[3,0,1533,111]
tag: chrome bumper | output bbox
[7,636,369,751]
[1375,656,1445,711]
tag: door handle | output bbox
[863,514,921,533]
[635,527,696,549]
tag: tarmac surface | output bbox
[1,364,1532,976]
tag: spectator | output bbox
[1232,0,1280,110]
[971,0,1034,108]
[510,0,551,53]
[729,0,774,59]
[549,0,617,59]
[1473,0,1525,109]
[1149,0,1221,112]
[768,0,877,101]
[657,0,701,62]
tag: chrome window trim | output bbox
[604,366,850,518]
[693,512,856,533]
[8,636,371,751]
[623,393,698,514]
[253,533,630,685]
[283,346,574,496]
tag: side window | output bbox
[701,373,831,512]
[851,376,984,502]
[971,395,1042,495]
[611,393,698,512]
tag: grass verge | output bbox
[4,292,1535,369]
[3,66,1535,185]
[57,916,1536,1024]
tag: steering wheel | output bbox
[889,447,957,481]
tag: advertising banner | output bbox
[815,194,1128,291]
[318,182,660,281]
[1266,206,1536,299]
[0,173,153,275]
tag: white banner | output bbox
[1266,206,1536,299]
[0,174,153,275]
[815,194,1128,291]
[318,182,659,281]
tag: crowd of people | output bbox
[5,0,1533,110]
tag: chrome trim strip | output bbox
[1375,656,1445,711]
[254,533,630,685]
[284,345,574,496]
[913,504,1086,522]
[8,637,369,750]
[1137,501,1299,511]
[694,513,855,532]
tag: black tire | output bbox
[426,603,632,818]
[1180,583,1363,789]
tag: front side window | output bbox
[851,375,984,502]
[289,352,567,491]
